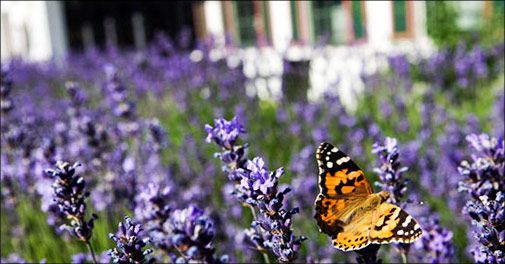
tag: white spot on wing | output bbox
[402,216,412,227]
[327,162,333,168]
[397,230,404,235]
[331,147,339,152]
[336,156,351,165]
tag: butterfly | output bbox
[314,142,422,251]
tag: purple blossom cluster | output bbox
[206,117,306,263]
[109,216,154,264]
[44,161,97,243]
[1,66,14,114]
[165,205,227,263]
[372,137,408,204]
[419,42,504,91]
[458,134,504,263]
[131,181,228,263]
[413,215,454,263]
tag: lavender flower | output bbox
[205,116,246,150]
[205,117,306,263]
[413,216,454,263]
[166,205,227,263]
[109,216,154,264]
[44,161,97,243]
[388,54,410,79]
[104,65,139,136]
[0,253,26,264]
[458,134,504,263]
[134,182,172,250]
[147,118,168,151]
[1,66,14,114]
[71,251,111,264]
[372,137,408,204]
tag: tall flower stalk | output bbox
[372,137,409,205]
[458,134,504,263]
[45,161,98,263]
[205,116,306,263]
[366,137,410,264]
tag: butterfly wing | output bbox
[314,142,422,251]
[322,201,423,251]
[314,142,373,236]
[369,203,423,244]
[331,207,373,251]
[316,142,373,196]
[314,194,365,236]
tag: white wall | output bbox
[365,1,393,49]
[412,1,428,42]
[1,1,67,62]
[268,1,293,51]
[203,1,225,47]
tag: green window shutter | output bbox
[262,1,271,44]
[352,1,364,39]
[291,1,299,41]
[493,0,504,14]
[311,1,343,44]
[234,1,256,46]
[393,1,407,32]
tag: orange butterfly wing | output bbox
[315,142,373,197]
[314,142,422,251]
[369,203,423,244]
[314,142,373,236]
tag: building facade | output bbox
[0,1,501,61]
[199,1,429,50]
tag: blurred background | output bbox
[1,1,504,264]
[1,1,503,59]
[1,1,504,104]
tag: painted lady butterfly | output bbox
[314,142,422,251]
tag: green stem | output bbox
[401,251,408,264]
[86,241,98,264]
[261,251,271,264]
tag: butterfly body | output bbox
[314,142,422,252]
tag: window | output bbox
[393,1,407,33]
[310,1,345,44]
[291,1,299,41]
[233,1,271,47]
[392,1,413,38]
[234,1,256,46]
[63,2,195,51]
[493,0,504,17]
[351,1,365,40]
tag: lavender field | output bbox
[1,33,504,264]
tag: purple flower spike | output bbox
[414,216,454,263]
[1,66,14,114]
[205,117,246,150]
[109,216,154,264]
[458,134,504,263]
[45,161,96,242]
[206,116,306,263]
[166,205,227,263]
[372,137,408,204]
